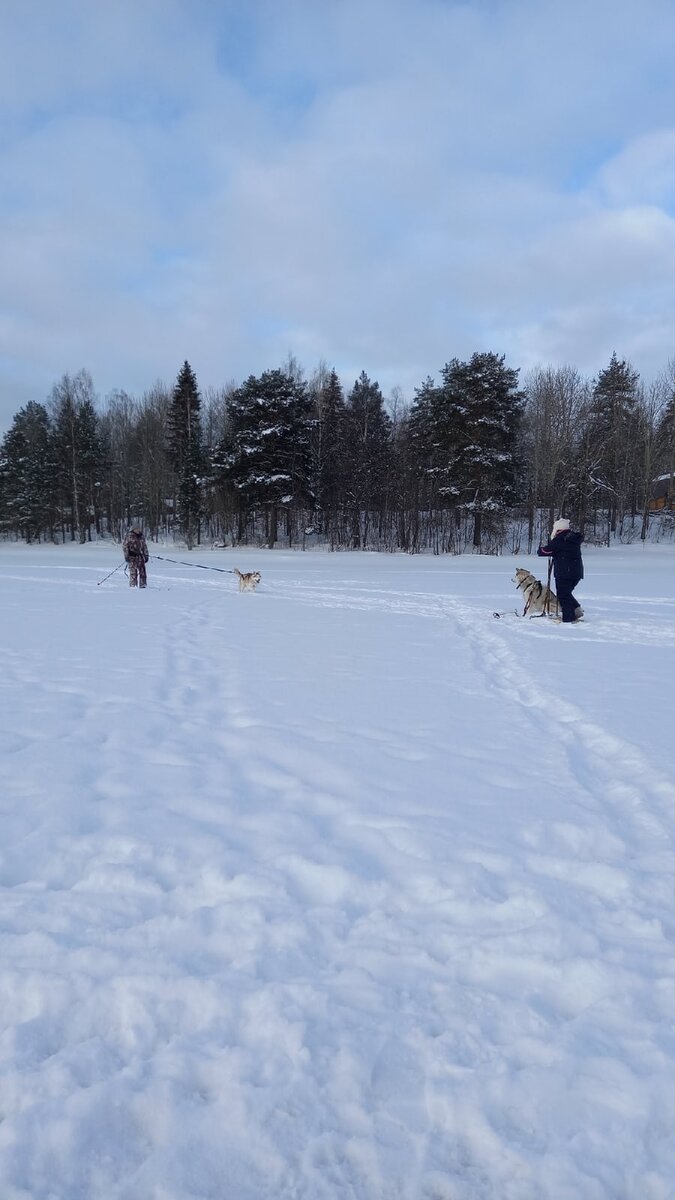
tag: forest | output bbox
[1,351,673,553]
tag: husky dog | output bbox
[512,567,561,619]
[234,568,262,592]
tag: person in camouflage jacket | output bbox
[123,523,149,588]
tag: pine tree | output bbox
[0,419,24,536]
[344,371,392,548]
[410,371,464,508]
[168,361,205,548]
[0,402,55,542]
[587,352,640,536]
[0,403,49,540]
[77,397,105,540]
[438,352,524,548]
[405,376,446,551]
[221,367,313,547]
[310,367,348,545]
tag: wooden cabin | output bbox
[649,474,675,512]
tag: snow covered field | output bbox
[1,540,674,1200]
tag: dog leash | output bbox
[151,555,235,575]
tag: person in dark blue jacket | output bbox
[537,518,584,624]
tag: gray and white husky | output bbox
[512,567,561,619]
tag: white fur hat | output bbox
[551,518,570,537]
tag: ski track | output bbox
[440,596,675,838]
[1,555,675,1198]
[267,578,675,929]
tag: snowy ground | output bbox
[1,540,674,1200]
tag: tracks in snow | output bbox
[266,578,675,855]
[438,593,675,856]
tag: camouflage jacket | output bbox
[123,529,149,562]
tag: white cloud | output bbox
[3,0,675,429]
[597,129,675,209]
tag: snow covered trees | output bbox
[0,373,107,544]
[0,402,54,541]
[408,352,523,549]
[214,367,312,548]
[2,347,672,550]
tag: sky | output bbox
[1,541,675,1196]
[2,0,675,432]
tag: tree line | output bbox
[1,351,673,553]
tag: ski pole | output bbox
[97,562,126,586]
[151,555,235,575]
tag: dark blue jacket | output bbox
[537,530,584,581]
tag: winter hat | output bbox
[551,518,570,537]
